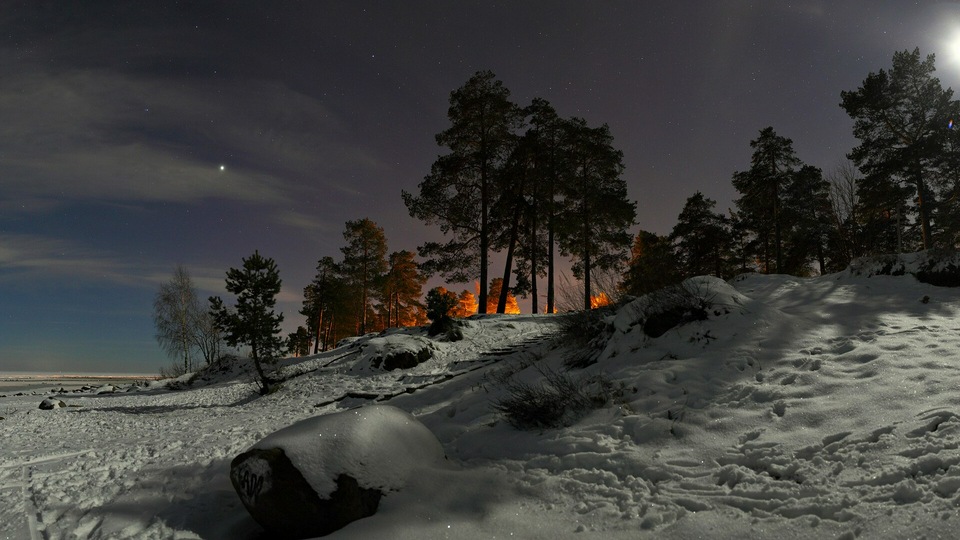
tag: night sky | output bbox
[2,1,958,374]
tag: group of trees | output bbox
[150,72,639,385]
[299,218,429,354]
[624,126,835,295]
[625,47,960,293]
[403,71,636,313]
[156,49,960,383]
[154,254,283,394]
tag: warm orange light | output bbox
[590,292,612,309]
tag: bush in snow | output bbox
[848,250,960,287]
[560,306,616,369]
[640,282,714,337]
[613,277,728,341]
[425,287,464,341]
[492,366,611,429]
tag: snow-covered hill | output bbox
[5,262,960,539]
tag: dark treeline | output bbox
[623,47,960,296]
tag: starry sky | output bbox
[2,1,959,374]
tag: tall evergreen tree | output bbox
[287,326,311,357]
[840,48,959,250]
[340,218,388,335]
[301,256,345,353]
[934,125,960,247]
[732,127,801,273]
[670,192,732,279]
[209,251,284,395]
[491,127,533,314]
[622,230,680,297]
[403,70,523,313]
[519,98,564,314]
[782,165,832,274]
[557,118,636,310]
[379,250,426,328]
[453,289,478,317]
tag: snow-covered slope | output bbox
[4,266,960,539]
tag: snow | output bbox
[249,405,445,498]
[5,264,960,538]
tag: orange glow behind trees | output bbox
[485,278,521,314]
[590,292,612,309]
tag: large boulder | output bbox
[231,448,380,538]
[39,397,66,410]
[230,405,445,538]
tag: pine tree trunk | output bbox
[583,247,592,312]
[915,161,932,250]
[581,170,592,312]
[773,167,782,274]
[499,231,517,314]
[546,168,556,314]
[313,307,323,355]
[498,174,525,314]
[530,206,539,314]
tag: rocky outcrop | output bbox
[376,346,432,371]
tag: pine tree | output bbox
[732,127,801,274]
[209,251,284,395]
[340,218,388,335]
[557,118,636,310]
[840,48,960,250]
[403,70,523,313]
[622,231,680,296]
[506,98,562,314]
[379,250,426,327]
[301,257,346,353]
[287,326,311,357]
[670,192,732,279]
[453,289,477,317]
[934,125,960,247]
[782,165,832,274]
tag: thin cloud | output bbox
[0,68,384,215]
[0,233,224,292]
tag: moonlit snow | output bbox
[5,265,960,539]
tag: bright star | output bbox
[219,165,226,171]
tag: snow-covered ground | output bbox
[5,264,960,539]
